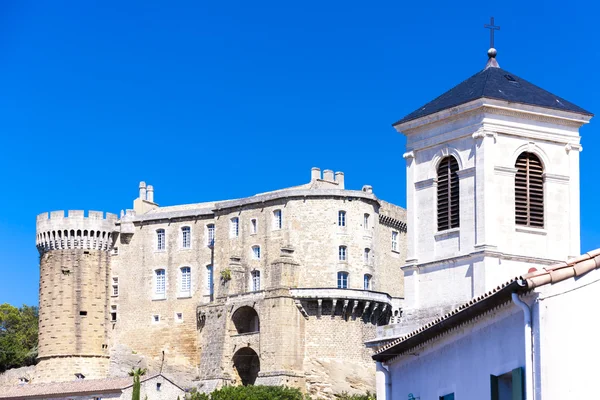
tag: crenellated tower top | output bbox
[36,210,118,254]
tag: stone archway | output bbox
[232,347,260,386]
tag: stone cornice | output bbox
[456,167,475,179]
[494,166,519,177]
[543,173,570,184]
[415,178,436,190]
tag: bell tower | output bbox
[396,47,592,317]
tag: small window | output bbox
[363,213,370,230]
[440,394,455,400]
[339,245,347,261]
[273,210,282,230]
[155,269,166,296]
[175,312,183,323]
[152,314,160,323]
[338,210,346,227]
[230,217,239,238]
[75,373,85,380]
[391,231,398,252]
[364,274,372,290]
[251,270,261,291]
[112,277,119,297]
[156,382,162,391]
[491,367,524,400]
[252,245,261,260]
[111,247,119,256]
[337,272,348,289]
[156,229,166,251]
[250,219,257,234]
[180,266,191,294]
[181,226,191,249]
[206,224,215,246]
[364,248,370,264]
[206,265,214,295]
[79,311,87,316]
[110,305,117,322]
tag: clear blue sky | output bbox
[1,1,598,306]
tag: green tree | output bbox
[209,385,308,400]
[0,304,38,372]
[128,367,147,400]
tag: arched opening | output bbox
[437,156,460,231]
[232,347,260,386]
[231,306,259,334]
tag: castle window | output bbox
[152,314,160,323]
[364,213,370,230]
[110,305,117,322]
[391,231,398,252]
[154,269,166,298]
[364,248,370,264]
[181,226,191,249]
[112,277,119,297]
[180,267,191,295]
[515,152,544,228]
[338,210,346,227]
[206,265,214,295]
[175,312,183,323]
[250,219,257,234]
[251,270,261,291]
[230,217,239,238]
[338,246,347,261]
[364,274,372,290]
[156,229,166,251]
[206,224,215,246]
[252,245,261,260]
[337,272,349,289]
[437,156,460,231]
[75,373,85,380]
[273,209,282,230]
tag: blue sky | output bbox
[1,1,598,306]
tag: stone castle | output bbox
[32,167,407,397]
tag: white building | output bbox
[370,46,596,400]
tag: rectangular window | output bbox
[206,224,215,246]
[338,211,346,227]
[110,305,117,322]
[252,246,261,260]
[152,314,160,323]
[207,265,214,294]
[339,246,347,261]
[155,269,166,295]
[364,213,370,230]
[231,217,239,238]
[175,312,183,323]
[181,227,191,248]
[156,229,165,251]
[112,277,119,296]
[337,272,348,289]
[439,394,455,400]
[491,367,524,400]
[252,270,261,291]
[391,231,398,252]
[180,267,191,293]
[273,210,282,230]
[251,219,257,234]
[363,274,371,290]
[364,248,370,264]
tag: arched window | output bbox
[437,156,460,231]
[251,270,260,291]
[363,248,371,264]
[337,271,349,289]
[338,246,347,261]
[515,152,544,228]
[363,274,372,290]
[231,306,260,334]
[251,245,261,260]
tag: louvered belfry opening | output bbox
[515,152,544,228]
[437,156,460,231]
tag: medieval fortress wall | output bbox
[25,168,407,397]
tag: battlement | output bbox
[36,210,118,253]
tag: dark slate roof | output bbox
[393,65,592,126]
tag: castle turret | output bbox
[35,210,118,383]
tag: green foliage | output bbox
[0,304,38,372]
[187,386,308,400]
[335,392,376,400]
[128,367,147,400]
[220,269,232,282]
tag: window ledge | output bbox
[152,296,167,301]
[391,249,400,254]
[435,227,460,240]
[154,250,167,253]
[179,247,192,251]
[177,294,192,299]
[515,226,547,236]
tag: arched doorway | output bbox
[233,347,260,385]
[231,306,260,334]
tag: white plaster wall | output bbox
[387,305,524,400]
[534,268,600,399]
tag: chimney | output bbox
[147,185,154,203]
[334,172,344,189]
[323,169,334,182]
[139,181,147,200]
[362,185,373,194]
[311,167,321,181]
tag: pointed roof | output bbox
[393,56,592,127]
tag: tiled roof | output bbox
[372,248,600,362]
[393,64,592,126]
[0,373,181,399]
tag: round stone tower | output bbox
[35,210,117,383]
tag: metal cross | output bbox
[484,17,500,48]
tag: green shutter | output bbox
[490,374,499,400]
[512,367,524,400]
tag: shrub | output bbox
[335,392,376,400]
[208,385,308,400]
